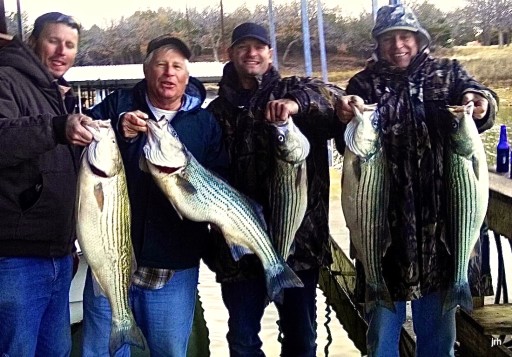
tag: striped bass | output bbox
[76,120,145,355]
[268,118,309,259]
[142,119,304,302]
[443,102,489,314]
[341,104,394,312]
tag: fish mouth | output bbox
[152,164,183,175]
[90,165,108,178]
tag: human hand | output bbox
[120,110,149,139]
[265,99,299,123]
[462,92,488,120]
[65,114,94,146]
[335,95,365,124]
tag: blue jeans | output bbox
[0,255,73,357]
[366,291,456,357]
[221,267,319,357]
[82,266,199,357]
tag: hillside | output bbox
[278,46,512,106]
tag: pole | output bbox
[372,0,379,21]
[0,0,7,34]
[300,0,312,76]
[268,0,278,70]
[16,0,22,40]
[317,0,328,82]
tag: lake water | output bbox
[198,263,362,357]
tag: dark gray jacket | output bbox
[0,36,80,257]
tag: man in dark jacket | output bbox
[82,35,227,356]
[0,12,92,356]
[204,22,358,357]
[345,5,498,356]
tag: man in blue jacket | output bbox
[0,12,92,356]
[82,35,227,356]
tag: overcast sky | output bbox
[5,0,467,29]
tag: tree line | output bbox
[4,0,512,66]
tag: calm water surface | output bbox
[198,263,362,357]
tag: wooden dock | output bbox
[323,168,512,356]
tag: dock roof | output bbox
[66,61,225,86]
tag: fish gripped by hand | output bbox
[76,119,145,355]
[142,119,303,303]
[268,118,310,260]
[443,102,489,314]
[341,104,394,313]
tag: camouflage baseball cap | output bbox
[372,5,431,50]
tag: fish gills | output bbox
[76,120,145,355]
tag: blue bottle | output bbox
[496,125,510,173]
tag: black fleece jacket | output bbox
[0,36,80,257]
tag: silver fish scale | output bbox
[176,154,281,269]
[446,155,482,282]
[76,122,145,354]
[341,106,394,312]
[269,160,307,259]
[443,103,488,314]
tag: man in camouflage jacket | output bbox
[204,22,357,357]
[345,4,498,356]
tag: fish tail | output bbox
[109,318,146,356]
[266,263,304,303]
[365,283,395,313]
[443,282,473,315]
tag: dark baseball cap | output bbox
[31,12,81,39]
[146,35,192,59]
[230,22,271,48]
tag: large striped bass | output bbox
[341,104,394,313]
[76,120,145,355]
[142,119,303,302]
[268,118,309,259]
[443,102,489,314]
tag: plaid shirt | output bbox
[132,266,175,290]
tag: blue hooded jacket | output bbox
[88,77,228,269]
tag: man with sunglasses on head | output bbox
[0,12,92,356]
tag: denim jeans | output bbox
[366,291,456,357]
[0,255,73,357]
[221,267,319,357]
[82,266,199,357]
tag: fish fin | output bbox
[364,283,395,314]
[175,175,197,195]
[443,282,473,315]
[240,194,267,230]
[90,270,107,297]
[139,155,149,173]
[109,316,146,355]
[93,183,104,211]
[265,262,304,303]
[471,155,482,181]
[227,243,253,261]
[295,163,306,189]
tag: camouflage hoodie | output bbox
[346,4,498,300]
[204,62,345,282]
